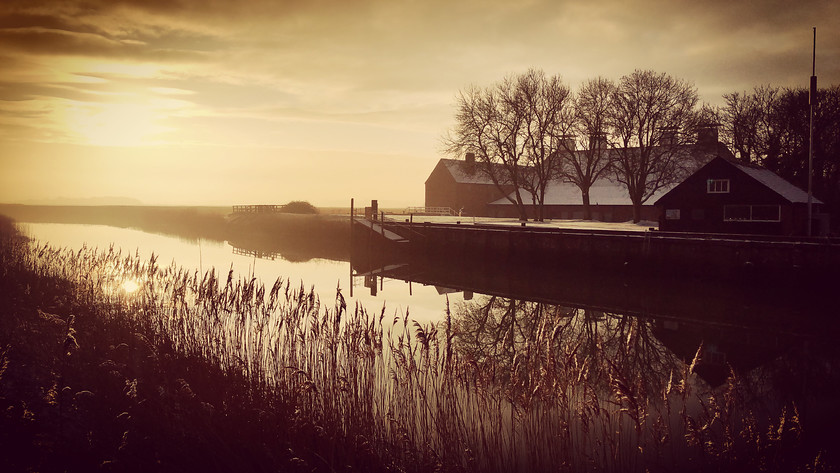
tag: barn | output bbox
[425,131,734,221]
[424,153,512,216]
[654,156,828,236]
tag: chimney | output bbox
[464,151,476,174]
[589,132,607,151]
[560,134,576,153]
[660,127,678,146]
[696,124,719,146]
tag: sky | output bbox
[1,0,838,207]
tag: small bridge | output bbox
[353,217,408,243]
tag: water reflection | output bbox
[351,249,840,462]
[22,223,455,324]
[121,279,141,294]
[17,221,840,469]
[232,246,282,261]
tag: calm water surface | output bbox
[22,222,463,323]
[20,221,840,467]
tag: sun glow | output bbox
[64,101,171,147]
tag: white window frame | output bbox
[707,179,730,193]
[723,204,781,222]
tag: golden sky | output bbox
[1,0,838,206]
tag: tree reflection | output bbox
[452,295,683,400]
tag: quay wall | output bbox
[360,221,840,281]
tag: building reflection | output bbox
[350,250,840,391]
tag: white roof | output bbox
[489,178,673,206]
[439,159,497,185]
[733,162,823,204]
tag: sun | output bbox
[64,102,169,147]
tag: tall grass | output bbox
[0,219,827,472]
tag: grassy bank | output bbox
[0,215,831,472]
[0,204,350,262]
[225,213,349,262]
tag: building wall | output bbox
[487,203,660,222]
[424,162,458,209]
[425,162,509,216]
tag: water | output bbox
[20,221,840,468]
[21,222,463,324]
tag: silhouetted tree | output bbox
[607,70,700,222]
[562,77,616,220]
[720,85,840,224]
[445,69,574,221]
[517,69,575,221]
[720,85,782,164]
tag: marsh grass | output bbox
[0,216,828,472]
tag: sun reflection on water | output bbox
[121,279,140,294]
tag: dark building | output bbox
[426,129,733,221]
[654,156,827,236]
[424,153,512,216]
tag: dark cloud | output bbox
[0,28,209,61]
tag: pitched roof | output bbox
[732,161,822,204]
[654,156,824,206]
[435,142,727,187]
[429,159,493,185]
[489,178,674,206]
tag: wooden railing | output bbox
[232,247,280,260]
[403,206,458,216]
[232,205,282,214]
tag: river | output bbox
[19,220,840,469]
[21,222,464,324]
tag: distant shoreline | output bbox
[0,204,351,263]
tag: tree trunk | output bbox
[582,188,592,220]
[513,189,528,221]
[631,199,642,223]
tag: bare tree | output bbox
[444,69,573,221]
[562,77,616,220]
[444,79,529,219]
[607,70,700,222]
[720,85,781,164]
[517,69,575,221]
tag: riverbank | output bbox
[0,215,385,472]
[0,204,350,262]
[1,214,833,472]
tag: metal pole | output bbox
[808,27,816,237]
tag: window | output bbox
[691,209,705,220]
[665,209,681,220]
[751,205,781,222]
[707,179,730,193]
[724,205,781,222]
[724,205,751,221]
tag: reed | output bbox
[0,217,828,472]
